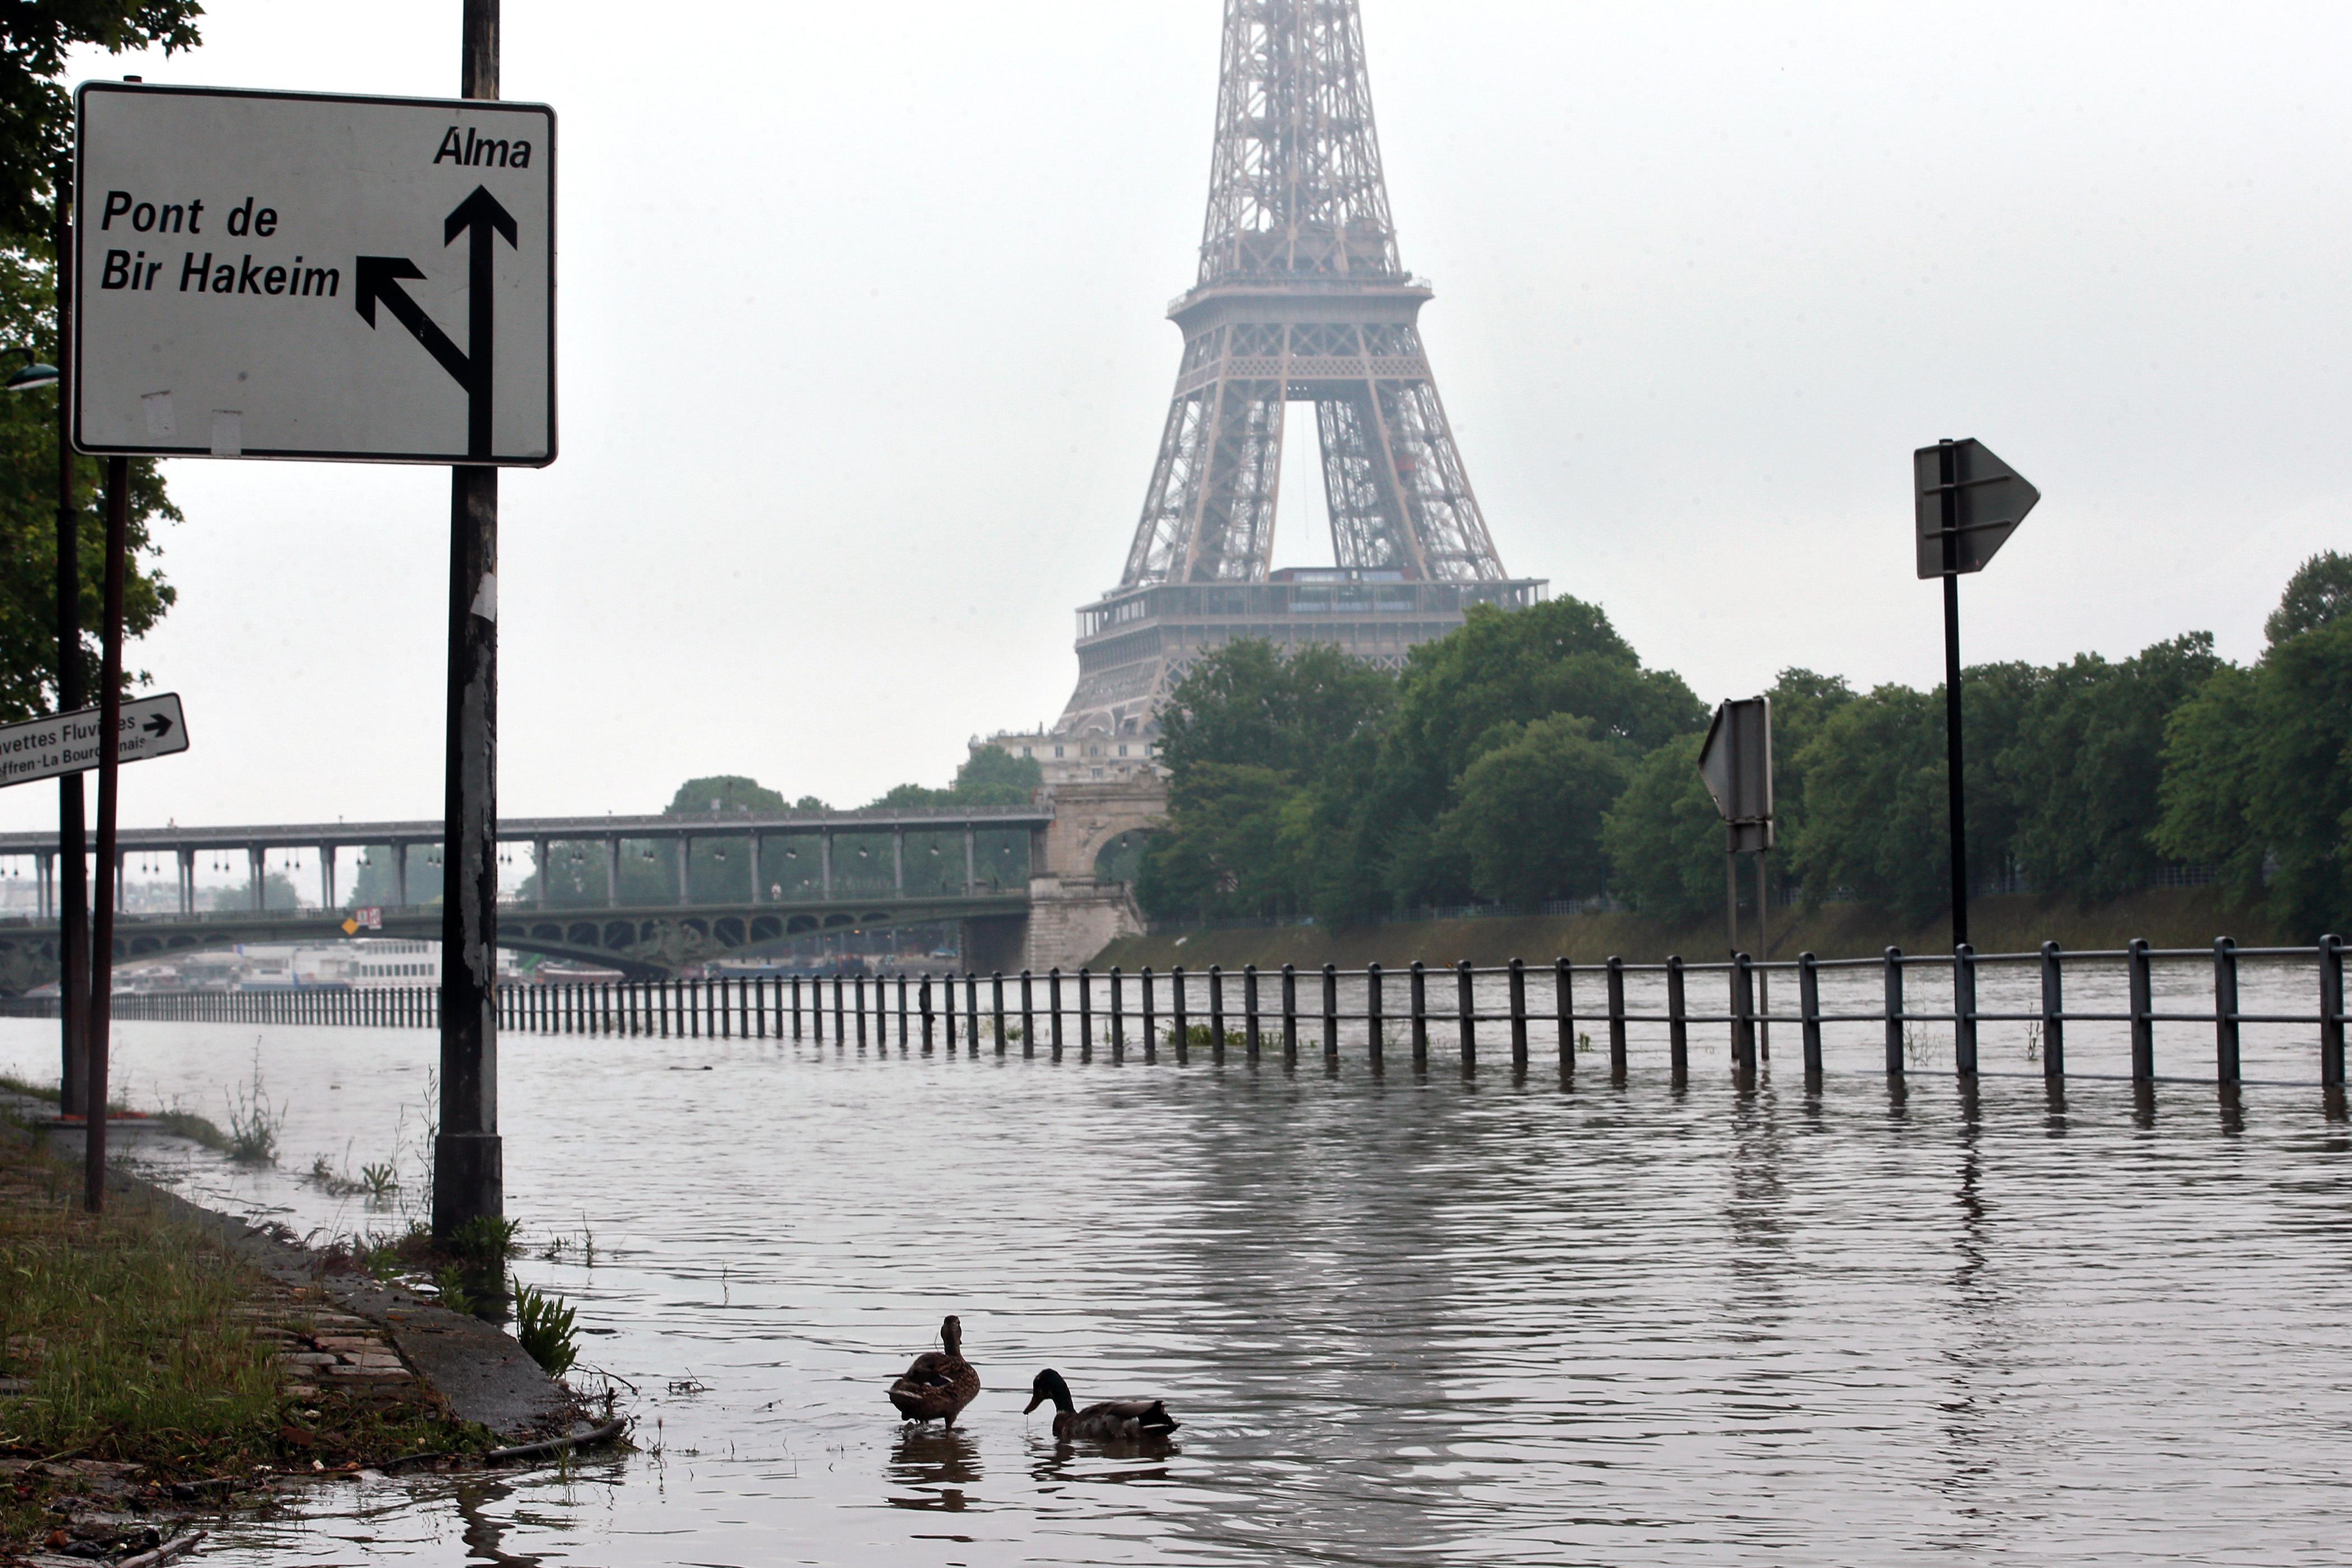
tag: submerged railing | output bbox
[23,935,2348,1098]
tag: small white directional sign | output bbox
[73,83,554,466]
[0,693,189,791]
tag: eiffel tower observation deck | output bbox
[1049,0,1545,751]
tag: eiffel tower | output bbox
[1046,0,1544,763]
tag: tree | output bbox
[1134,763,1305,922]
[2264,550,2352,647]
[1600,669,1857,922]
[950,745,1043,805]
[1785,683,1948,922]
[1156,639,1396,780]
[0,5,203,248]
[2001,634,2223,900]
[0,6,200,718]
[867,746,1045,809]
[2159,618,2352,936]
[1382,597,1702,817]
[1444,713,1629,906]
[0,251,176,721]
[1602,732,1719,921]
[1136,641,1393,923]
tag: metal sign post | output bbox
[72,1,551,1227]
[1912,439,2039,950]
[1699,697,1774,1072]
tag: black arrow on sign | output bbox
[354,184,520,460]
[140,714,171,738]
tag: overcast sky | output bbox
[5,0,2346,843]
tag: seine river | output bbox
[4,956,2349,1565]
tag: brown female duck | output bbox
[888,1314,981,1426]
[1024,1368,1180,1441]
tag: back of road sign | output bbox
[72,82,554,466]
[1913,438,2037,579]
[1697,697,1773,852]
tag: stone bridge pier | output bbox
[964,777,1163,974]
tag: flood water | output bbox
[4,954,2351,1566]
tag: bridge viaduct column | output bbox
[820,833,833,898]
[319,845,336,911]
[604,837,619,908]
[892,828,904,896]
[35,850,50,922]
[395,843,410,908]
[247,845,264,911]
[114,850,125,913]
[964,827,976,895]
[675,836,690,906]
[533,838,549,908]
[748,833,762,905]
[177,848,193,915]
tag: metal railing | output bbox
[25,934,2345,1103]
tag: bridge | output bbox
[0,781,1165,989]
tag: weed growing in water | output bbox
[432,1266,479,1316]
[512,1277,579,1376]
[223,1047,283,1165]
[360,1161,399,1198]
[448,1214,522,1264]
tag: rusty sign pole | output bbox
[435,0,504,1240]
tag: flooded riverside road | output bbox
[6,965,2352,1566]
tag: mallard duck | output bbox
[888,1314,981,1427]
[1024,1368,1180,1441]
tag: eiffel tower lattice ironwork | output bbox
[1046,0,1544,758]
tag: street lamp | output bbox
[4,360,59,392]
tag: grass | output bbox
[0,1136,487,1550]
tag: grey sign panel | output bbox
[1914,438,2038,579]
[1697,697,1772,850]
[73,82,554,466]
[0,693,189,790]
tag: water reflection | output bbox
[886,1425,982,1511]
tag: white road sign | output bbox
[0,693,189,790]
[73,82,554,466]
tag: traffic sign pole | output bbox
[52,176,87,1118]
[435,0,504,1243]
[1939,439,1969,950]
[83,455,128,1213]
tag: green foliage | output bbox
[2158,617,2352,936]
[1137,559,2349,934]
[948,744,1044,805]
[0,248,178,723]
[669,774,786,815]
[511,1277,580,1378]
[1784,682,1949,922]
[1142,604,1704,922]
[1157,640,1397,779]
[1137,641,1397,923]
[2003,634,2223,900]
[1602,732,1720,921]
[0,4,203,249]
[2265,550,2352,647]
[447,1214,522,1265]
[0,3,199,722]
[1444,714,1630,906]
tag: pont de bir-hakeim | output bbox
[1004,0,1546,785]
